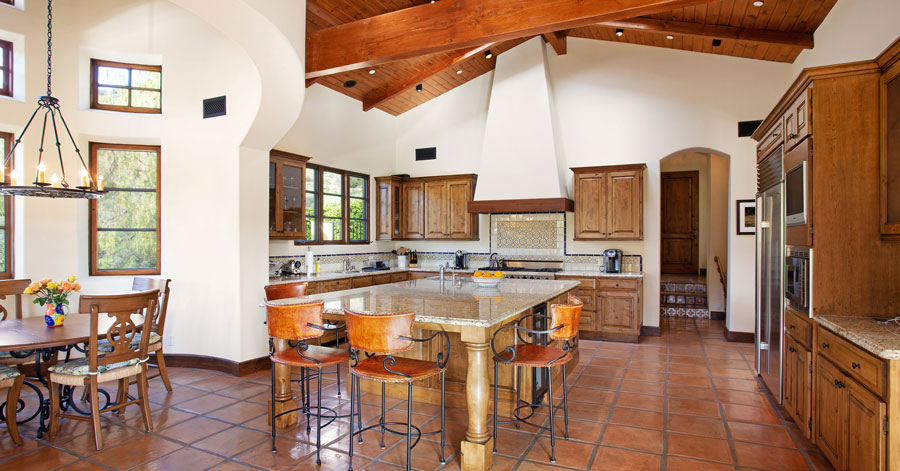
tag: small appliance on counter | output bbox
[363,261,390,272]
[395,247,409,268]
[280,259,303,275]
[454,250,468,269]
[603,249,623,273]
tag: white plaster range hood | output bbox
[468,37,573,214]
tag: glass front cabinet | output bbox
[269,149,310,240]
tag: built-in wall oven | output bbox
[785,247,811,315]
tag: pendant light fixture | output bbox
[0,0,106,199]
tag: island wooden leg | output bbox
[460,340,493,471]
[268,339,297,428]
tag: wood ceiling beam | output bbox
[600,17,814,49]
[306,0,718,78]
[361,43,496,112]
[306,1,343,27]
[542,31,568,55]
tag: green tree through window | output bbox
[298,163,369,245]
[89,143,160,275]
[0,131,13,278]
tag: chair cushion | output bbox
[48,357,140,376]
[270,344,348,368]
[493,344,574,367]
[351,355,444,383]
[96,332,161,353]
[0,350,35,359]
[0,364,21,381]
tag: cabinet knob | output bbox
[851,362,861,369]
[822,342,830,349]
[788,133,798,139]
[615,283,619,287]
[788,346,796,353]
[833,379,845,389]
[789,324,795,330]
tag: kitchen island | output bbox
[268,277,579,471]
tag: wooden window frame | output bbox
[90,59,162,114]
[0,1,14,5]
[89,142,161,276]
[296,163,370,245]
[0,132,14,279]
[0,39,12,98]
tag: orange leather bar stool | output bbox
[491,295,583,462]
[265,300,352,465]
[344,309,449,471]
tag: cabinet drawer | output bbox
[574,289,597,311]
[372,274,393,285]
[320,279,352,293]
[578,311,595,331]
[391,272,409,283]
[556,276,596,289]
[305,282,319,294]
[351,276,374,288]
[596,279,638,290]
[757,120,784,162]
[784,308,813,350]
[817,327,887,397]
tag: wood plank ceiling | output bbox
[307,0,838,116]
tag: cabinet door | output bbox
[882,60,900,237]
[392,182,403,239]
[784,336,812,439]
[574,172,608,239]
[597,289,638,334]
[447,179,473,238]
[845,380,886,471]
[815,357,845,469]
[402,182,425,239]
[375,180,392,241]
[607,170,643,239]
[270,158,306,239]
[785,86,812,151]
[424,181,448,239]
[269,160,278,233]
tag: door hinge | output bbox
[809,360,813,374]
[884,417,889,434]
[809,418,813,431]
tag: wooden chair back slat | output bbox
[265,301,326,341]
[80,290,159,372]
[0,279,32,320]
[344,309,415,354]
[264,282,308,301]
[549,295,583,340]
[132,278,171,335]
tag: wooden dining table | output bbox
[0,313,145,437]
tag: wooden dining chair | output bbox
[131,278,172,392]
[0,364,24,445]
[344,309,449,471]
[47,290,159,450]
[490,295,582,463]
[266,300,351,464]
[0,279,35,366]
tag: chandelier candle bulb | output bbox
[97,175,104,191]
[37,163,46,184]
[80,168,89,188]
[50,173,59,186]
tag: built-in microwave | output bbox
[785,247,811,314]
[785,161,807,226]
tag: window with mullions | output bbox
[0,39,12,98]
[90,59,161,113]
[0,132,14,279]
[89,143,160,275]
[299,164,369,245]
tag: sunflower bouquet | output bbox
[24,276,81,327]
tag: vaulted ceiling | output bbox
[306,0,838,116]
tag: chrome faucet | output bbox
[343,259,352,272]
[489,253,505,269]
[439,263,447,282]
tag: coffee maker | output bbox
[454,250,468,269]
[603,249,623,273]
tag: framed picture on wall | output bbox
[737,200,756,235]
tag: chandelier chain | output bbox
[46,0,52,96]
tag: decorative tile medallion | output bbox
[491,213,564,258]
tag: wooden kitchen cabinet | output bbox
[784,85,812,151]
[880,40,900,239]
[558,275,642,342]
[784,333,812,439]
[571,164,645,241]
[375,176,402,241]
[377,174,477,241]
[269,150,309,240]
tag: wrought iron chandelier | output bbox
[0,0,106,199]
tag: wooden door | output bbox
[447,179,473,238]
[607,170,643,239]
[597,290,638,334]
[661,171,699,274]
[574,171,608,239]
[845,380,886,471]
[424,181,448,239]
[816,357,845,469]
[402,181,424,239]
[375,179,392,241]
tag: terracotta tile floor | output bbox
[0,318,834,471]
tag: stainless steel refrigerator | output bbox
[756,147,784,404]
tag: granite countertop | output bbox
[555,270,644,278]
[814,316,900,360]
[266,278,580,328]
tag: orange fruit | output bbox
[474,271,484,277]
[493,271,503,278]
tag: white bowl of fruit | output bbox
[473,270,504,288]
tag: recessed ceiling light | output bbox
[484,50,493,59]
[666,35,674,40]
[712,39,722,47]
[753,1,764,6]
[416,83,423,92]
[615,28,624,37]
[456,70,463,74]
[368,69,375,75]
[343,80,357,88]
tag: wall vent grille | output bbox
[757,146,783,192]
[203,96,226,119]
